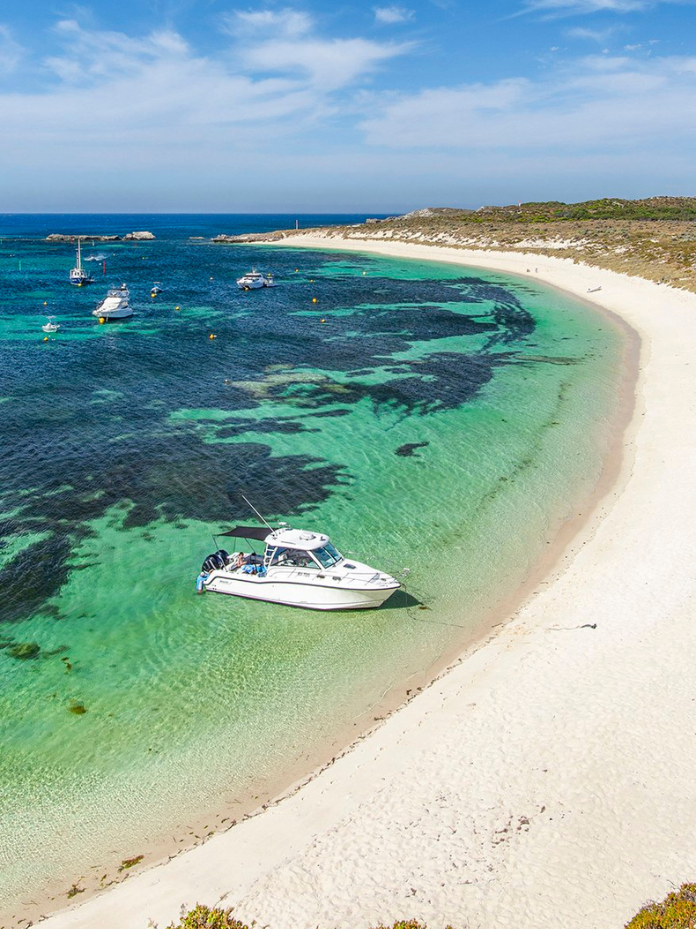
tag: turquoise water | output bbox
[0,217,628,918]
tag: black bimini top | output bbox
[218,525,271,542]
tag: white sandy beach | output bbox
[37,239,696,929]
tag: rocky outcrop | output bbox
[123,231,155,240]
[45,231,155,243]
[46,234,120,243]
[212,231,291,243]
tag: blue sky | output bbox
[0,0,694,211]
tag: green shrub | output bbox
[626,883,696,929]
[167,911,442,929]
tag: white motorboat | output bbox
[69,238,94,286]
[93,284,133,321]
[42,316,60,333]
[197,524,401,610]
[236,270,275,289]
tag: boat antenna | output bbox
[240,493,273,529]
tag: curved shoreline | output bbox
[37,241,696,929]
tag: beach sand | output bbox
[36,239,696,929]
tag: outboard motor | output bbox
[201,549,231,573]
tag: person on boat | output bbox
[234,552,248,568]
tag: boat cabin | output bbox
[213,525,346,573]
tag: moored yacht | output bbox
[93,284,133,321]
[69,238,94,286]
[236,270,275,289]
[198,524,400,610]
[41,316,60,333]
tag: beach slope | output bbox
[39,241,696,929]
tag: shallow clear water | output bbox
[0,216,628,916]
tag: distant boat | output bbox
[93,284,133,321]
[41,316,60,333]
[69,238,94,286]
[150,282,163,297]
[587,285,602,293]
[236,270,276,290]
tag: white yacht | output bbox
[197,524,401,610]
[236,270,275,289]
[93,284,133,321]
[41,316,60,333]
[69,238,93,286]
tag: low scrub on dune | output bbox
[626,883,696,929]
[168,910,444,929]
[167,885,696,929]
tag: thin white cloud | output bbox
[0,24,23,74]
[522,0,696,13]
[374,6,415,24]
[239,37,411,89]
[359,53,696,155]
[44,20,190,83]
[566,25,620,41]
[0,16,412,177]
[524,0,647,10]
[225,9,313,38]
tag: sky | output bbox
[0,0,695,211]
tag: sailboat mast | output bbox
[77,237,82,270]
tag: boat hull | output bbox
[92,307,133,319]
[203,570,400,610]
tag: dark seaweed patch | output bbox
[214,418,319,439]
[308,409,351,418]
[0,247,538,625]
[0,537,73,625]
[396,442,429,457]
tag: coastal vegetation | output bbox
[241,196,696,294]
[165,886,696,929]
[625,883,696,929]
[168,910,445,929]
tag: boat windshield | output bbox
[313,543,342,569]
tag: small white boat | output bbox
[150,282,163,297]
[42,316,60,333]
[197,524,400,610]
[69,238,94,286]
[93,284,133,321]
[236,270,275,290]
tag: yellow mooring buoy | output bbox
[209,333,216,340]
[312,297,317,303]
[99,317,106,324]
